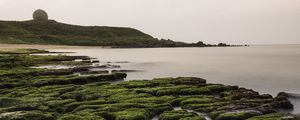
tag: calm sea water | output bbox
[49,45,300,113]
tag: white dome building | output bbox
[33,9,48,21]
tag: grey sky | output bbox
[0,0,300,44]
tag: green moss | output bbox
[46,99,76,112]
[117,80,159,88]
[124,95,175,104]
[182,101,229,113]
[64,99,114,112]
[246,113,291,120]
[179,116,206,120]
[170,77,206,85]
[114,108,152,120]
[215,110,262,120]
[58,113,105,120]
[0,98,20,107]
[0,49,294,120]
[0,111,55,120]
[158,110,204,120]
[180,97,215,106]
[31,73,126,87]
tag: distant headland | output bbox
[0,9,243,48]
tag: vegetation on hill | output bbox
[0,20,231,48]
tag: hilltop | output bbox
[0,20,221,48]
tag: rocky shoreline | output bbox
[0,49,297,120]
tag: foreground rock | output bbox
[0,76,295,120]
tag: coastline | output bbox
[0,48,297,120]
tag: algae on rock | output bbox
[0,49,296,120]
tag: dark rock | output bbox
[171,77,206,85]
[82,60,92,63]
[91,60,100,63]
[111,70,142,73]
[0,111,55,120]
[259,94,273,99]
[215,110,263,120]
[231,88,260,100]
[217,104,249,111]
[94,64,121,68]
[71,66,90,72]
[278,92,290,98]
[115,61,130,63]
[80,70,109,75]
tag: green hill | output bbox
[0,20,200,47]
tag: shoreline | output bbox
[0,43,244,50]
[1,43,299,51]
[0,48,297,120]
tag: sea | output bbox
[48,44,300,113]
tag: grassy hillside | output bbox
[0,20,196,47]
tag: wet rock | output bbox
[94,64,121,68]
[259,94,273,99]
[158,110,206,120]
[254,106,276,114]
[270,95,294,110]
[34,69,74,76]
[0,111,55,120]
[71,66,90,72]
[281,115,297,120]
[217,104,250,111]
[293,114,300,120]
[58,114,105,120]
[82,60,92,63]
[32,73,127,87]
[215,110,263,120]
[4,104,39,112]
[66,56,90,60]
[111,70,142,73]
[278,92,300,99]
[0,49,296,120]
[91,60,100,63]
[247,113,297,120]
[278,92,290,98]
[80,70,109,75]
[0,98,20,107]
[115,61,130,63]
[230,88,261,100]
[171,77,206,85]
[114,108,152,120]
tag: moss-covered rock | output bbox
[0,49,295,120]
[158,110,205,120]
[246,113,296,120]
[215,110,263,120]
[0,111,55,120]
[114,108,152,120]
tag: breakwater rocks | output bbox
[0,49,297,120]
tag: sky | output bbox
[0,0,300,44]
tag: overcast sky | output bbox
[0,0,300,44]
